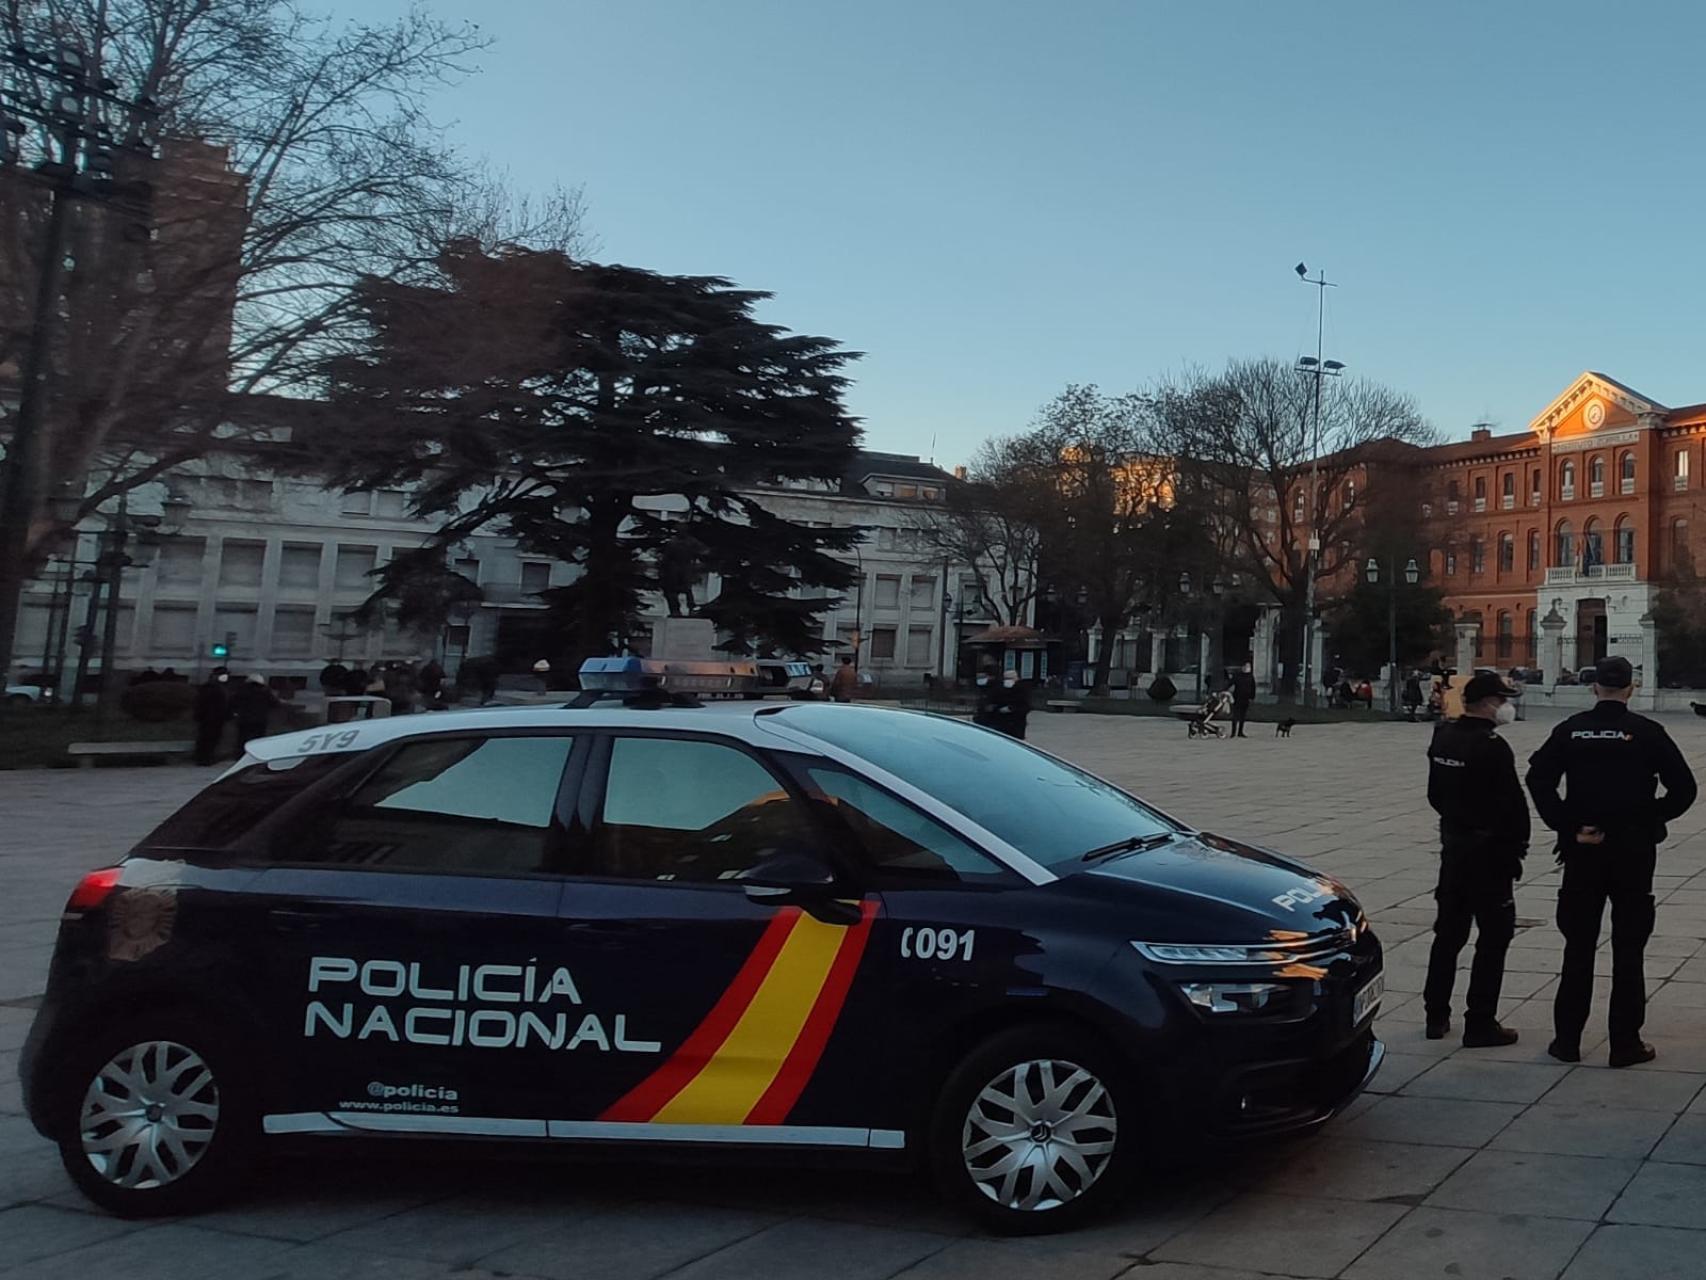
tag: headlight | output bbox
[1178,982,1290,1015]
[1134,941,1294,965]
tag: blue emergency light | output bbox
[578,656,761,696]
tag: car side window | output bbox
[588,737,814,883]
[304,735,574,875]
[806,766,1010,885]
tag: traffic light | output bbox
[210,630,236,659]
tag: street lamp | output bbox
[1294,263,1344,707]
[1367,555,1421,713]
[0,40,163,680]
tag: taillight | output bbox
[65,867,122,914]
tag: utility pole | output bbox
[1294,263,1344,706]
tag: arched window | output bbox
[1583,517,1603,567]
[1620,451,1636,495]
[1560,460,1576,499]
[1673,518,1691,572]
[1589,455,1606,497]
[1498,532,1515,573]
[1555,520,1574,566]
[1527,528,1541,571]
[1497,611,1514,660]
[1615,516,1636,565]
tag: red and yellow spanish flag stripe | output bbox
[601,900,878,1126]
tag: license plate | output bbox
[1351,972,1384,1025]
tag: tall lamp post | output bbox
[1294,262,1344,707]
[1180,571,1226,700]
[1366,556,1420,713]
[0,40,162,680]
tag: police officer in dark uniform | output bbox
[1526,655,1696,1067]
[1423,672,1528,1046]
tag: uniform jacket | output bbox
[1525,700,1696,850]
[1427,715,1530,871]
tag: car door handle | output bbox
[268,905,338,931]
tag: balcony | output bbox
[1501,494,1515,510]
[1590,482,1605,498]
[1544,564,1638,586]
[1474,497,1487,512]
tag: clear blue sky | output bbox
[347,0,1705,464]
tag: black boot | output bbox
[1462,1022,1519,1048]
[1609,1041,1657,1068]
[1425,1017,1451,1040]
[1547,1039,1582,1063]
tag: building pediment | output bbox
[1529,371,1667,442]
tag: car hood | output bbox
[1080,831,1362,940]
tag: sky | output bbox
[345,0,1706,466]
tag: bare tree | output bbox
[0,0,588,674]
[911,437,1045,629]
[1155,358,1436,678]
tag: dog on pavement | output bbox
[1275,718,1296,738]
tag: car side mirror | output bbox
[738,849,840,903]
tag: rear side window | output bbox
[304,735,574,875]
[138,755,352,852]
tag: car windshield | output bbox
[775,706,1178,869]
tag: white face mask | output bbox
[1003,673,1018,688]
[976,675,990,686]
[1493,702,1517,726]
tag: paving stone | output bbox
[1148,1192,1407,1278]
[1562,1223,1706,1279]
[1344,1204,1594,1280]
[1240,1137,1470,1202]
[1541,1067,1706,1113]
[1490,1104,1674,1160]
[2,1223,296,1280]
[885,1237,1134,1280]
[1339,1095,1522,1147]
[1402,1058,1571,1104]
[1606,1160,1706,1228]
[663,1218,950,1280]
[0,1204,138,1269]
[1649,1114,1706,1164]
[477,1203,792,1280]
[1425,1149,1641,1221]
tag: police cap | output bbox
[1592,655,1633,689]
[1462,672,1515,705]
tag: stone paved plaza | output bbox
[6,711,1706,1278]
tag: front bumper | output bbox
[1206,1026,1384,1138]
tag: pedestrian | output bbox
[418,659,446,709]
[1525,655,1698,1067]
[1403,672,1424,721]
[829,655,858,703]
[318,660,350,695]
[231,674,279,754]
[192,667,230,766]
[1000,669,1032,740]
[1422,672,1527,1047]
[1230,663,1256,738]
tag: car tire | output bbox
[929,1023,1134,1235]
[55,1013,259,1217]
[6,693,30,707]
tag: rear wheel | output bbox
[56,1014,258,1217]
[930,1024,1135,1234]
[6,693,31,707]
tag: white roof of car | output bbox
[244,700,898,764]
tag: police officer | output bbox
[1423,673,1528,1046]
[1526,655,1696,1067]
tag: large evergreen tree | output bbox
[317,242,863,666]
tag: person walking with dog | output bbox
[1525,656,1696,1067]
[1422,672,1527,1047]
[1229,663,1256,738]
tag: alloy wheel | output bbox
[79,1040,220,1190]
[960,1057,1118,1212]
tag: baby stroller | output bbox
[1188,689,1233,738]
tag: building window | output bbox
[1497,612,1513,660]
[1471,537,1485,574]
[334,545,378,591]
[157,537,206,586]
[909,576,937,608]
[373,490,409,518]
[211,605,258,656]
[1672,518,1690,572]
[1560,460,1576,500]
[870,626,897,660]
[520,562,552,595]
[874,575,902,609]
[1501,472,1515,509]
[1555,521,1574,567]
[453,556,480,583]
[1583,518,1603,567]
[217,540,266,589]
[279,543,321,591]
[1499,533,1515,573]
[1676,450,1690,491]
[1615,517,1635,565]
[1292,490,1304,521]
[1620,452,1636,495]
[1473,476,1487,511]
[149,604,198,655]
[1528,529,1541,572]
[906,626,934,666]
[1530,468,1541,506]
[1446,549,1458,577]
[1446,479,1460,514]
[271,607,316,657]
[1589,455,1605,498]
[339,491,372,516]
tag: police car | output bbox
[20,658,1383,1233]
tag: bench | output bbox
[1045,699,1080,713]
[67,740,195,768]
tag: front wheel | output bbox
[56,1015,259,1217]
[930,1025,1135,1234]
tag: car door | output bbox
[250,730,584,1135]
[541,730,889,1149]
